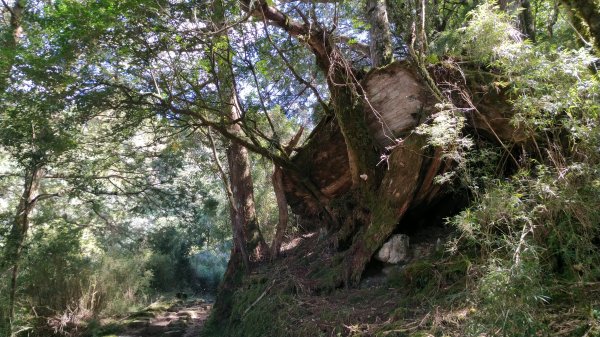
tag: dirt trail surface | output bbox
[117,299,212,337]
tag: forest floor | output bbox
[84,230,600,337]
[201,228,476,336]
[202,229,600,337]
[87,297,212,337]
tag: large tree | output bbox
[40,0,538,326]
[52,0,425,286]
[0,0,82,323]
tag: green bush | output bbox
[428,2,600,336]
[146,252,178,292]
[21,223,92,313]
[467,256,547,336]
[146,225,194,291]
[0,221,154,335]
[190,247,229,291]
[83,249,153,316]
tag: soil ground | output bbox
[94,298,212,337]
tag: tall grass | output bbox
[426,2,600,335]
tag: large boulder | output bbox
[375,234,410,264]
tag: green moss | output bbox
[127,311,156,319]
[309,259,344,291]
[204,276,290,337]
[410,261,438,291]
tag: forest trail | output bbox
[114,299,212,337]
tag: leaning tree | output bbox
[45,0,586,324]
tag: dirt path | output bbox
[117,299,212,337]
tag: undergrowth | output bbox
[426,2,600,336]
[203,3,600,337]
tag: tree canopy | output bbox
[1,0,600,336]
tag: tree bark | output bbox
[0,0,24,92]
[561,0,600,52]
[366,0,394,67]
[225,97,269,263]
[270,166,288,258]
[212,96,269,321]
[2,165,43,328]
[270,127,304,258]
[498,0,536,42]
[206,127,250,271]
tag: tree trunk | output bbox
[1,0,24,93]
[2,165,43,329]
[280,60,524,287]
[206,127,250,271]
[211,0,268,320]
[561,0,600,52]
[366,0,394,67]
[225,99,269,262]
[270,166,288,258]
[270,127,304,258]
[343,135,442,284]
[498,0,536,42]
[212,95,269,322]
[211,0,268,268]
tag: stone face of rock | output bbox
[375,234,410,264]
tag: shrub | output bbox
[430,2,600,335]
[83,249,153,316]
[146,225,194,291]
[190,247,229,291]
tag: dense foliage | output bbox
[1,0,599,336]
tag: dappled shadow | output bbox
[118,299,212,337]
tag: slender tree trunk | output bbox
[1,0,24,93]
[212,0,267,266]
[2,165,43,328]
[366,0,394,67]
[225,96,269,262]
[206,127,250,271]
[270,166,288,258]
[212,94,269,322]
[547,0,560,38]
[211,0,268,320]
[270,127,304,258]
[498,0,536,42]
